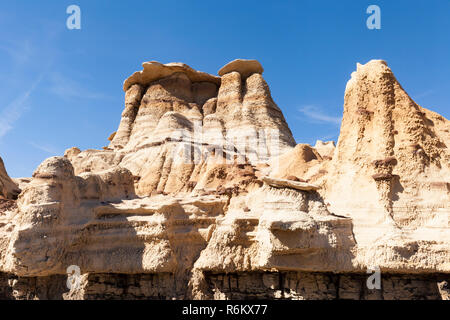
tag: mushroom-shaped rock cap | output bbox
[218,59,264,79]
[33,156,75,179]
[123,61,221,91]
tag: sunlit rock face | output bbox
[0,157,20,200]
[0,60,448,300]
[321,60,450,272]
[67,60,295,197]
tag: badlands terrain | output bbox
[0,59,449,300]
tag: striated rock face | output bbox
[321,60,450,273]
[218,59,264,79]
[0,59,448,300]
[69,60,295,197]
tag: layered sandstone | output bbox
[322,60,450,273]
[69,59,295,198]
[0,59,448,300]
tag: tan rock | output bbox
[314,140,335,159]
[123,61,220,92]
[324,60,450,272]
[0,59,448,300]
[71,60,294,197]
[218,59,264,79]
[0,157,20,200]
[262,176,320,191]
[270,143,323,181]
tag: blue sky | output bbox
[0,0,449,177]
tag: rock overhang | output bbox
[218,59,264,79]
[123,61,221,91]
[123,59,265,92]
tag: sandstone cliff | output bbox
[323,61,450,273]
[0,59,448,300]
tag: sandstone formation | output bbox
[123,61,221,92]
[0,157,20,200]
[314,140,335,159]
[0,59,448,300]
[322,60,450,273]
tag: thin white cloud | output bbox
[0,39,33,65]
[414,89,434,100]
[299,105,342,125]
[0,75,44,140]
[29,142,59,155]
[48,72,110,100]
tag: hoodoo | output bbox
[0,60,448,300]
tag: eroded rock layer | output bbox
[0,60,448,300]
[1,272,448,300]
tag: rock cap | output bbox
[218,59,264,79]
[123,61,220,91]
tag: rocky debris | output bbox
[0,59,449,300]
[0,157,20,200]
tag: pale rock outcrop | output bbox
[194,183,355,274]
[270,144,324,181]
[323,60,450,272]
[68,60,295,197]
[109,83,144,149]
[1,157,137,276]
[0,59,449,300]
